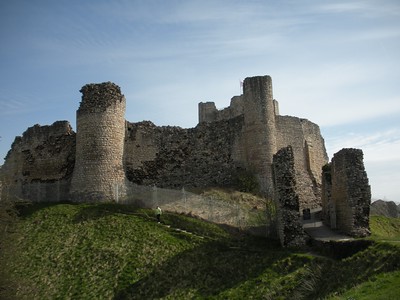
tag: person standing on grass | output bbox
[155,206,162,223]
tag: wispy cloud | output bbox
[323,125,400,201]
[0,91,39,116]
[325,128,400,162]
[316,0,400,17]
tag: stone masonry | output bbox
[322,148,371,237]
[272,146,306,248]
[124,117,244,189]
[70,82,127,202]
[198,75,328,207]
[1,75,328,206]
[0,121,75,202]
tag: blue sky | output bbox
[1,0,399,202]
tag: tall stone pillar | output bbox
[70,82,126,202]
[331,148,371,237]
[272,146,306,248]
[242,75,277,196]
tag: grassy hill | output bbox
[369,215,400,243]
[1,202,400,299]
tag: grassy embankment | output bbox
[0,198,399,299]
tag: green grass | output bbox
[369,215,400,243]
[1,203,400,299]
[327,270,400,300]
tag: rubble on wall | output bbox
[272,146,306,248]
[124,116,245,189]
[78,82,124,113]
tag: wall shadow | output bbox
[114,236,288,299]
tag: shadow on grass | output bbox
[15,201,73,219]
[15,201,147,224]
[115,236,287,299]
[72,203,136,223]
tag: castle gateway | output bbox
[0,75,328,210]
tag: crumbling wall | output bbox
[124,116,245,189]
[330,148,371,237]
[70,82,126,202]
[275,116,328,210]
[0,121,75,202]
[272,146,306,248]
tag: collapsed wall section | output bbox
[330,148,371,237]
[124,116,245,189]
[272,146,306,248]
[0,121,75,202]
[70,82,126,202]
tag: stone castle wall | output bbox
[0,121,75,201]
[124,117,244,189]
[199,76,327,205]
[276,116,328,209]
[1,75,328,207]
[70,82,126,202]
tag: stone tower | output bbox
[241,75,277,195]
[70,82,126,202]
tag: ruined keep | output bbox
[1,75,328,207]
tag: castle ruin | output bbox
[0,74,371,241]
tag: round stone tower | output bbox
[242,75,277,196]
[70,82,126,202]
